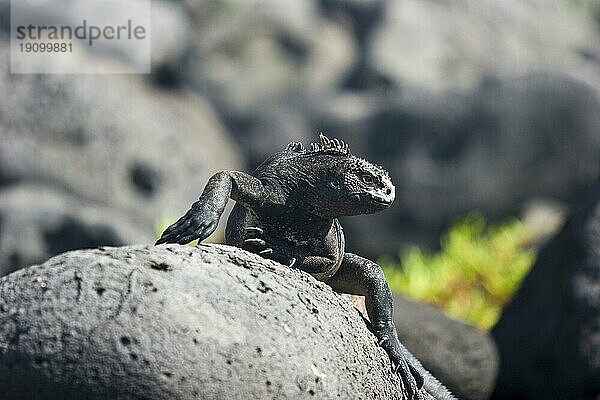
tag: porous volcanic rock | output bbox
[0,244,439,400]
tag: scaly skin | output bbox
[156,133,455,400]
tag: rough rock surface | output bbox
[0,244,439,400]
[492,185,600,399]
[394,296,498,400]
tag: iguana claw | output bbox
[243,227,275,258]
[244,238,267,247]
[246,227,263,235]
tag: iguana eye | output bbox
[361,174,373,184]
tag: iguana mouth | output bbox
[351,193,392,207]
[372,198,392,207]
[368,193,393,207]
[351,192,394,209]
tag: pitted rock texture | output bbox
[0,244,425,400]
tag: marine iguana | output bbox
[156,133,455,400]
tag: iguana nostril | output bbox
[386,188,391,195]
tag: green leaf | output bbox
[381,213,535,330]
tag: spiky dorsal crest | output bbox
[308,132,350,155]
[286,141,305,152]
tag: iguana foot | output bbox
[243,227,297,267]
[392,353,424,400]
[156,200,220,245]
[376,327,424,400]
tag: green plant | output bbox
[381,214,536,330]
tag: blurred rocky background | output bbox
[2,0,600,270]
[1,1,600,398]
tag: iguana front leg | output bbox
[156,171,268,245]
[326,253,424,400]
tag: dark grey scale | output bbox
[156,133,455,400]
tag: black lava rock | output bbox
[0,244,437,400]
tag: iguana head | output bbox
[286,133,395,217]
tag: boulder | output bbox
[394,296,498,400]
[492,184,600,399]
[0,244,445,399]
[328,0,600,256]
[183,0,356,114]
